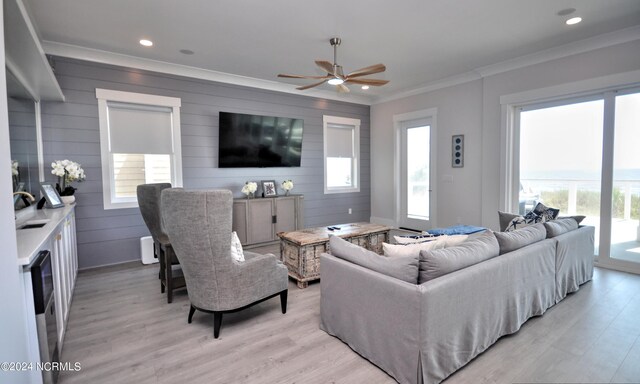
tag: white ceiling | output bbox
[23,0,640,102]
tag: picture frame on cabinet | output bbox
[40,182,65,208]
[261,180,278,197]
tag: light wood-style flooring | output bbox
[59,244,640,383]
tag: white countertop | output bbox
[16,204,76,266]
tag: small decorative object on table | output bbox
[241,181,257,199]
[282,179,294,196]
[51,159,85,204]
[261,180,277,197]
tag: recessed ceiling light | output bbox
[361,85,370,90]
[327,78,344,85]
[139,39,153,47]
[566,17,582,25]
[179,49,195,55]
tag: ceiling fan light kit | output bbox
[277,37,389,93]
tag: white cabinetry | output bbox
[50,211,78,348]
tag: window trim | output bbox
[96,89,182,210]
[323,115,360,194]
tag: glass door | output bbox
[519,99,604,253]
[610,91,640,264]
[400,119,432,231]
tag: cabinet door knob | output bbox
[56,234,62,241]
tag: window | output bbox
[323,115,360,194]
[96,89,182,209]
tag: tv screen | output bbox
[218,112,304,168]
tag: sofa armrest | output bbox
[320,253,422,384]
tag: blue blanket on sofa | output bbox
[426,224,486,236]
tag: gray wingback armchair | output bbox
[137,183,185,303]
[160,188,288,338]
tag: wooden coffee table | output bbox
[278,222,390,288]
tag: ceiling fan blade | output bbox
[315,60,335,75]
[296,79,328,91]
[278,74,331,79]
[346,63,386,78]
[344,78,389,86]
[337,83,350,93]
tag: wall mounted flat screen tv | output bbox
[218,112,304,168]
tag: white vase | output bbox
[61,195,76,205]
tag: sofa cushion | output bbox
[544,218,579,238]
[557,215,586,225]
[493,223,546,255]
[329,235,419,284]
[418,231,499,283]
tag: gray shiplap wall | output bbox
[41,57,370,269]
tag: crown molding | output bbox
[373,25,640,105]
[42,41,374,106]
[475,25,640,77]
[373,71,482,104]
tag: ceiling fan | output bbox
[278,37,389,93]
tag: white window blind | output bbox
[323,115,360,194]
[325,123,354,158]
[107,103,173,154]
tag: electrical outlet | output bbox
[348,208,352,214]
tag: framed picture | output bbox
[40,182,64,208]
[261,180,278,197]
[452,134,464,168]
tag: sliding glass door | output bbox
[516,89,640,270]
[611,92,640,263]
[519,99,604,253]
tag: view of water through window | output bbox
[519,92,640,262]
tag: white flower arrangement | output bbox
[51,159,86,195]
[282,180,294,191]
[241,181,258,196]
[11,160,19,176]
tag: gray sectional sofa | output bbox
[319,219,594,384]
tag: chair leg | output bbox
[213,312,223,339]
[158,243,166,294]
[280,290,288,314]
[166,246,173,303]
[188,305,196,324]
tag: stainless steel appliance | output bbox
[29,250,59,384]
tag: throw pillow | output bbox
[418,231,499,283]
[230,231,245,262]
[498,211,520,232]
[394,234,439,244]
[505,203,560,231]
[532,202,560,221]
[557,215,586,225]
[440,234,469,247]
[493,223,546,255]
[544,218,579,238]
[329,235,419,284]
[383,236,448,258]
